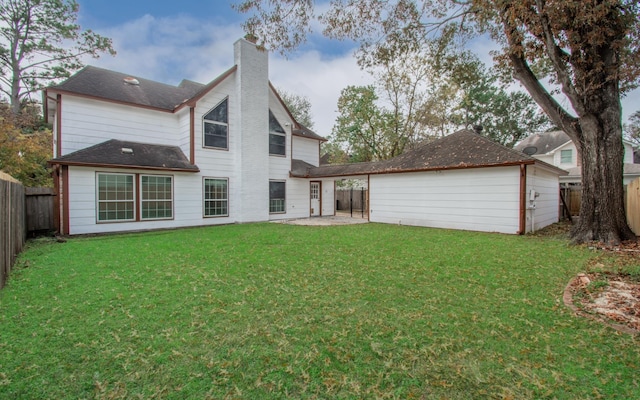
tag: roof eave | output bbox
[48,160,200,173]
[296,160,536,179]
[45,88,176,113]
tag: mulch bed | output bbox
[563,239,640,335]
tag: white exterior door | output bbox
[310,182,320,216]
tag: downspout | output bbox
[519,164,527,235]
[61,165,70,235]
[367,174,371,221]
[189,106,195,164]
[56,94,62,157]
[52,164,61,234]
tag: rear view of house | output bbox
[46,38,334,235]
[46,37,567,237]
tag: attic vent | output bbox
[121,147,134,154]
[123,77,140,85]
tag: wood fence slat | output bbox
[0,174,26,289]
[627,178,640,235]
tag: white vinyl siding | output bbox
[369,167,522,234]
[59,97,179,157]
[292,136,320,166]
[525,166,561,233]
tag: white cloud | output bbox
[85,13,639,139]
[85,14,369,137]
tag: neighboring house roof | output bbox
[50,140,200,172]
[514,130,570,155]
[49,66,206,111]
[292,129,562,178]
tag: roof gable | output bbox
[268,82,326,142]
[50,140,199,172]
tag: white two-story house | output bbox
[46,38,334,235]
[515,130,640,185]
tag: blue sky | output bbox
[75,0,369,137]
[75,1,639,137]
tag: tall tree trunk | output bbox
[571,90,635,244]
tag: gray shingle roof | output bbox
[50,140,199,172]
[292,125,326,142]
[50,66,206,111]
[514,130,571,155]
[292,129,541,178]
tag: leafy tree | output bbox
[235,0,640,244]
[624,110,640,148]
[331,85,398,162]
[0,0,115,114]
[320,141,349,164]
[451,62,551,148]
[277,88,315,129]
[0,102,52,186]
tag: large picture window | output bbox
[204,98,228,149]
[204,178,228,217]
[269,181,286,213]
[269,110,286,156]
[97,173,135,222]
[141,175,173,220]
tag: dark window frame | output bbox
[203,98,229,150]
[269,180,286,214]
[269,110,286,156]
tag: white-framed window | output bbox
[203,178,228,217]
[269,110,286,156]
[97,173,135,222]
[560,149,572,164]
[269,180,286,213]
[141,175,173,220]
[203,98,228,149]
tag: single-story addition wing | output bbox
[292,130,567,234]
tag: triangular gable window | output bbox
[204,98,228,149]
[269,110,286,156]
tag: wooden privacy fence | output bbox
[1,172,26,289]
[336,189,369,215]
[627,178,640,235]
[25,187,55,234]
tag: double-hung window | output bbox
[269,181,286,213]
[269,110,286,156]
[204,98,228,149]
[97,173,135,222]
[203,178,229,217]
[141,175,173,220]
[97,173,173,222]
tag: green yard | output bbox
[1,223,638,399]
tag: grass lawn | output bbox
[1,223,638,399]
